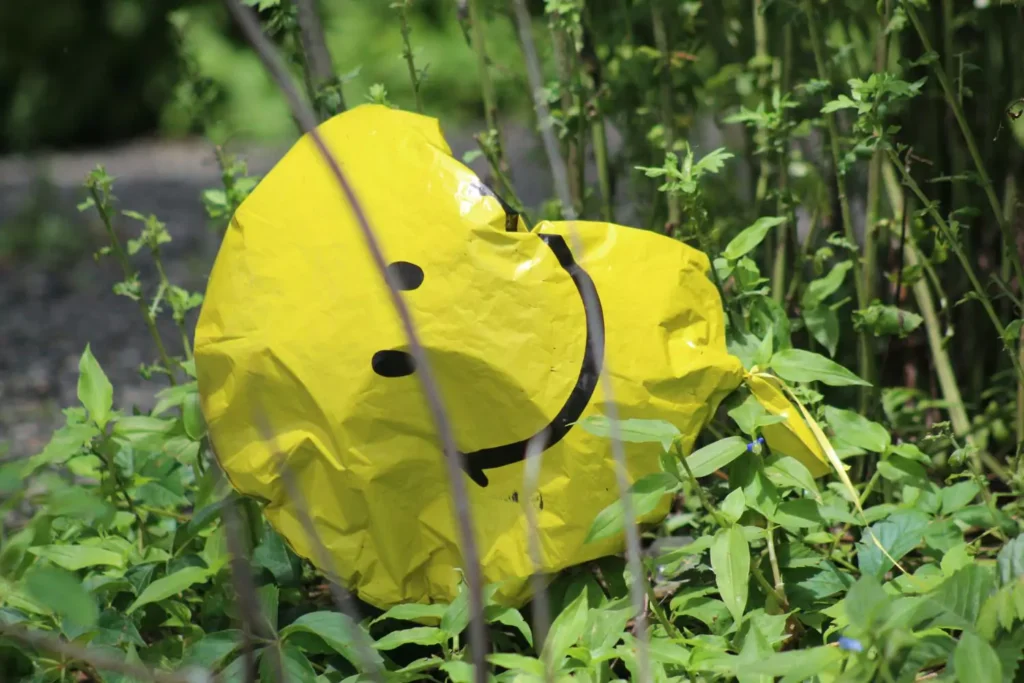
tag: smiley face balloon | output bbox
[194,104,830,610]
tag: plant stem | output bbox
[863,1,891,321]
[152,254,194,362]
[881,160,972,441]
[651,0,680,230]
[904,2,1024,292]
[88,188,177,385]
[803,0,875,406]
[467,0,512,197]
[396,0,423,113]
[772,25,793,304]
[294,0,342,119]
[888,148,1024,384]
[674,443,727,529]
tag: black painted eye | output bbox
[372,350,416,378]
[387,261,424,291]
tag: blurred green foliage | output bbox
[0,0,530,152]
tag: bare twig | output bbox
[508,2,651,682]
[521,429,554,683]
[216,469,280,683]
[0,624,210,683]
[220,4,489,682]
[249,408,388,683]
[294,0,342,118]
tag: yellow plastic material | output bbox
[194,104,830,610]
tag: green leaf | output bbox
[727,396,786,437]
[441,580,469,637]
[112,416,177,450]
[486,604,533,647]
[280,611,383,670]
[769,349,871,386]
[802,305,840,357]
[856,510,930,579]
[686,437,749,478]
[183,631,243,669]
[823,407,891,453]
[711,526,750,624]
[487,653,545,676]
[253,530,295,583]
[77,344,114,428]
[126,566,210,614]
[373,603,447,625]
[802,262,852,308]
[940,481,980,516]
[744,645,845,681]
[266,645,317,683]
[578,416,680,450]
[373,627,447,650]
[853,303,924,339]
[722,216,787,260]
[544,588,589,665]
[931,564,997,629]
[844,575,889,630]
[24,565,99,631]
[720,489,746,524]
[183,391,207,440]
[29,545,125,571]
[954,631,1002,683]
[584,472,679,543]
[998,535,1024,586]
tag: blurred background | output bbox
[0,0,551,458]
[2,0,1024,462]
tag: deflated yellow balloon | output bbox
[194,104,830,610]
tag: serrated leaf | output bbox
[954,631,1002,683]
[998,535,1024,586]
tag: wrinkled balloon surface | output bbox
[194,104,829,609]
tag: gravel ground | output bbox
[0,120,643,458]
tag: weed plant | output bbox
[2,1,1024,682]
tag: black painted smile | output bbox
[370,190,606,487]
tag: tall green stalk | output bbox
[396,0,423,113]
[771,25,793,304]
[803,0,875,405]
[651,0,680,230]
[881,161,970,440]
[889,148,1024,386]
[904,2,1024,292]
[467,0,513,198]
[863,1,891,318]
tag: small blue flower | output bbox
[746,437,766,452]
[838,636,864,653]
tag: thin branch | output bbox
[294,0,342,118]
[220,3,489,683]
[249,408,387,683]
[217,471,281,683]
[508,2,651,682]
[522,429,554,683]
[0,625,210,683]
